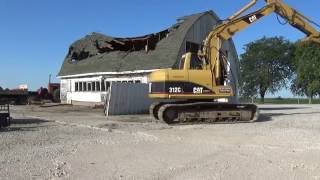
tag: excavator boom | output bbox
[203,0,320,83]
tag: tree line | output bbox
[239,36,320,104]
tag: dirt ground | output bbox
[1,104,320,180]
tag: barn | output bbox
[58,11,240,106]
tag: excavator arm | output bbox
[202,0,320,84]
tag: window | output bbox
[179,57,185,69]
[96,81,100,91]
[87,82,91,91]
[101,80,106,91]
[190,54,203,70]
[135,80,141,83]
[83,82,87,91]
[79,82,83,91]
[92,82,96,91]
[106,81,110,90]
[172,54,189,70]
[186,41,200,53]
[75,82,79,92]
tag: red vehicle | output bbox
[28,83,61,104]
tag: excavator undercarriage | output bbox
[150,102,259,124]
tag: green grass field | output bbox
[239,97,320,104]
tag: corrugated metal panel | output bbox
[106,82,154,115]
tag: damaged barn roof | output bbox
[58,11,219,77]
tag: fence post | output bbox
[105,82,113,118]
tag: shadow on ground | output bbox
[255,111,320,124]
[0,118,51,132]
[0,126,39,132]
[11,118,50,125]
[264,112,320,117]
[259,107,309,111]
[255,114,272,123]
[107,115,153,123]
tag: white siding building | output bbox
[59,71,150,105]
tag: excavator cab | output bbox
[174,53,204,70]
[149,52,233,100]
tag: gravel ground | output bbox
[1,104,320,180]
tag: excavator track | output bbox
[149,102,166,120]
[150,102,259,124]
[149,101,189,120]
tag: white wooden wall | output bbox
[60,75,148,105]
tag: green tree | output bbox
[239,36,295,103]
[291,41,320,104]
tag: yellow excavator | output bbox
[148,0,320,124]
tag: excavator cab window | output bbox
[172,56,186,70]
[190,53,203,70]
[178,56,185,69]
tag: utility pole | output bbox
[49,74,52,85]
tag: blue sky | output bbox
[0,0,319,97]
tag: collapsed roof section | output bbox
[67,24,180,62]
[59,11,220,77]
